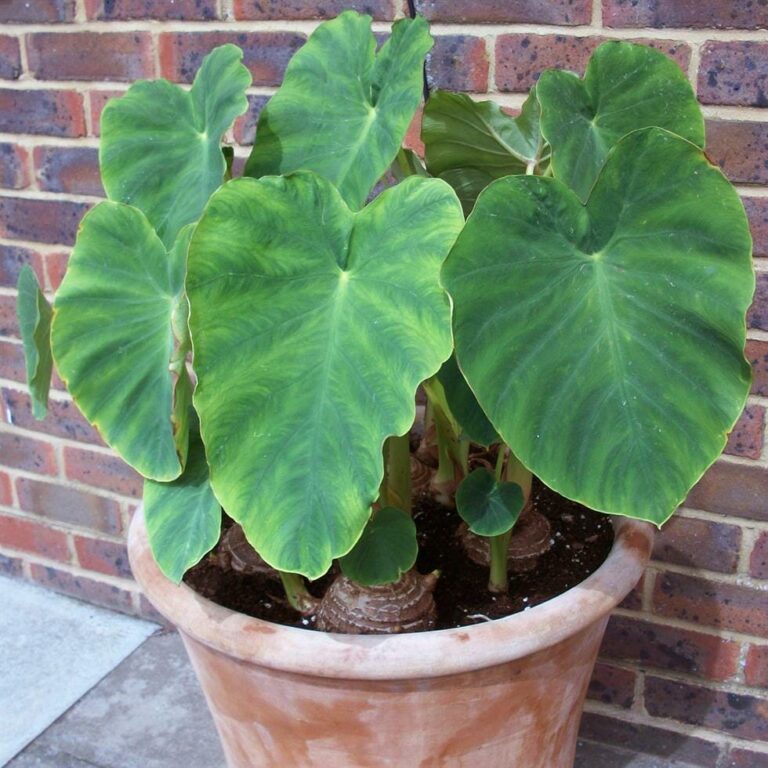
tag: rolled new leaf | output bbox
[245,11,432,210]
[100,44,251,248]
[16,266,53,420]
[443,128,754,526]
[187,172,463,578]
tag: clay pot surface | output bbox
[128,509,652,768]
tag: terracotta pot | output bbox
[128,509,653,768]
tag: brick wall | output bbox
[0,1,766,764]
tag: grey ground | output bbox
[2,575,689,768]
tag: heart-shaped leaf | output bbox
[422,89,542,213]
[16,266,53,420]
[537,41,704,202]
[456,469,524,537]
[51,202,192,481]
[144,427,221,584]
[339,506,418,586]
[100,44,250,248]
[244,11,432,210]
[187,172,463,578]
[443,128,754,525]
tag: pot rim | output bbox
[128,507,653,681]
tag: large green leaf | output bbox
[144,428,221,584]
[244,11,432,210]
[51,202,191,481]
[537,41,704,202]
[422,89,542,214]
[16,266,53,420]
[187,172,463,578]
[100,45,250,248]
[339,507,418,586]
[443,128,754,525]
[456,469,523,538]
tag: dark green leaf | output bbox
[456,468,524,537]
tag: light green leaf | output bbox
[443,128,754,525]
[100,44,250,248]
[144,428,221,584]
[16,266,53,420]
[456,469,524,537]
[422,89,542,213]
[244,11,432,210]
[51,202,191,481]
[339,506,418,586]
[187,172,463,578]
[537,41,704,202]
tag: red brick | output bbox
[707,121,768,185]
[0,552,23,577]
[725,404,765,459]
[0,143,30,190]
[44,251,69,291]
[604,0,768,30]
[34,146,103,197]
[746,645,768,688]
[29,562,134,612]
[686,459,768,521]
[85,0,218,20]
[0,197,90,246]
[74,535,131,579]
[16,476,122,535]
[0,431,57,475]
[0,340,26,383]
[427,36,489,93]
[644,674,768,740]
[0,244,44,289]
[653,515,742,573]
[0,89,85,138]
[699,42,768,108]
[0,513,69,561]
[232,94,269,146]
[27,33,154,83]
[159,31,305,86]
[578,712,721,767]
[725,747,768,768]
[750,273,768,333]
[745,198,768,259]
[587,662,636,709]
[0,0,76,23]
[601,614,740,681]
[0,471,12,506]
[748,340,768,397]
[0,35,21,81]
[0,295,19,338]
[751,532,768,580]
[654,570,768,638]
[235,0,396,19]
[89,89,125,137]
[64,446,143,498]
[414,0,590,24]
[2,388,105,447]
[495,34,690,93]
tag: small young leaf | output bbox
[339,507,418,586]
[144,429,221,584]
[16,266,53,420]
[456,469,524,538]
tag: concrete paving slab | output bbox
[9,633,226,768]
[0,575,157,766]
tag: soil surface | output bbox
[184,478,614,632]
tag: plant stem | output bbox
[494,444,508,482]
[384,433,412,514]
[279,571,318,615]
[505,449,532,507]
[488,529,512,593]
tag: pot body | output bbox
[129,512,652,768]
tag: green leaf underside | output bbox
[339,506,418,586]
[537,41,705,202]
[100,44,251,248]
[188,172,463,578]
[444,128,754,525]
[457,469,524,537]
[51,202,188,481]
[16,266,53,420]
[144,429,221,584]
[436,354,499,447]
[422,89,541,214]
[244,11,432,210]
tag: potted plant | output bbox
[17,10,754,767]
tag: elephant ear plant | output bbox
[17,11,754,633]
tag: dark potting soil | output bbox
[183,478,614,632]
